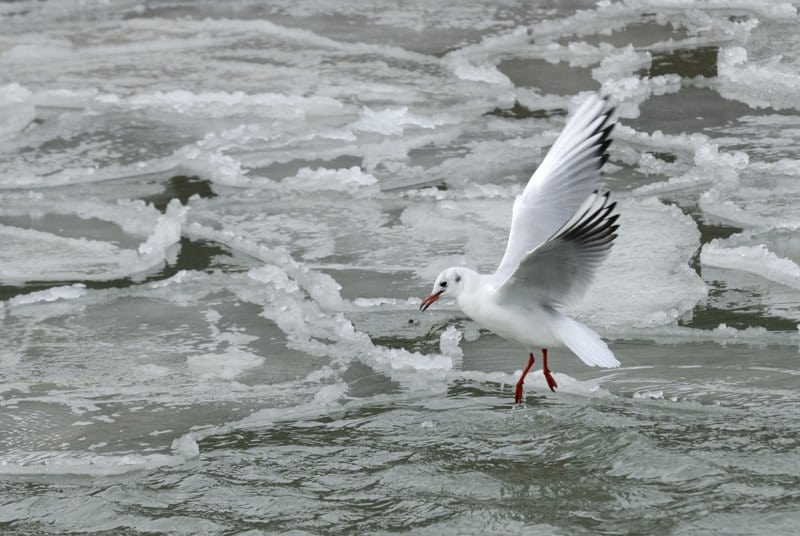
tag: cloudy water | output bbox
[1,0,800,534]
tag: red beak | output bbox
[419,290,444,312]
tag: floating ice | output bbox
[716,46,800,110]
[699,173,800,231]
[701,240,800,290]
[0,83,35,140]
[187,348,264,379]
[446,56,514,86]
[352,106,441,136]
[616,125,711,156]
[170,434,199,460]
[633,141,746,196]
[352,297,412,308]
[699,188,764,228]
[601,74,682,119]
[2,5,800,519]
[439,326,464,359]
[280,166,379,195]
[9,283,86,306]
[573,196,707,329]
[0,199,185,285]
[125,90,344,119]
[633,390,665,400]
[177,146,251,187]
[591,46,652,85]
[137,200,186,256]
[0,450,187,476]
[186,223,344,311]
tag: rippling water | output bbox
[2,1,800,534]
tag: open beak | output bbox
[419,290,444,312]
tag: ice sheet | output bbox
[0,199,184,284]
[572,196,707,328]
[2,3,800,512]
[701,240,800,291]
[0,84,35,140]
[716,46,800,110]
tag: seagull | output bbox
[419,94,620,404]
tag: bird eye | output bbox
[440,281,447,288]
[455,275,461,283]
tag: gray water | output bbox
[1,1,800,534]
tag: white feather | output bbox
[550,312,620,368]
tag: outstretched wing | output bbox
[495,191,619,307]
[493,94,615,284]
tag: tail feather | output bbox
[551,313,620,368]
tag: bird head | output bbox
[419,267,464,312]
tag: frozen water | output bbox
[701,240,800,291]
[2,1,800,534]
[0,198,184,284]
[716,46,800,111]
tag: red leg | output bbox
[542,348,558,392]
[514,353,535,404]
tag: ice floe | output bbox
[1,0,800,485]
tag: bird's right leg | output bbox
[514,352,535,404]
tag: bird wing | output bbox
[494,191,619,308]
[492,94,615,284]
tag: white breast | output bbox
[457,284,563,349]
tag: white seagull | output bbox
[419,94,621,403]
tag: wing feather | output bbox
[495,191,619,307]
[493,94,615,283]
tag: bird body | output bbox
[451,270,562,349]
[419,94,621,402]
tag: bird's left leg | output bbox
[514,352,535,404]
[542,348,558,392]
